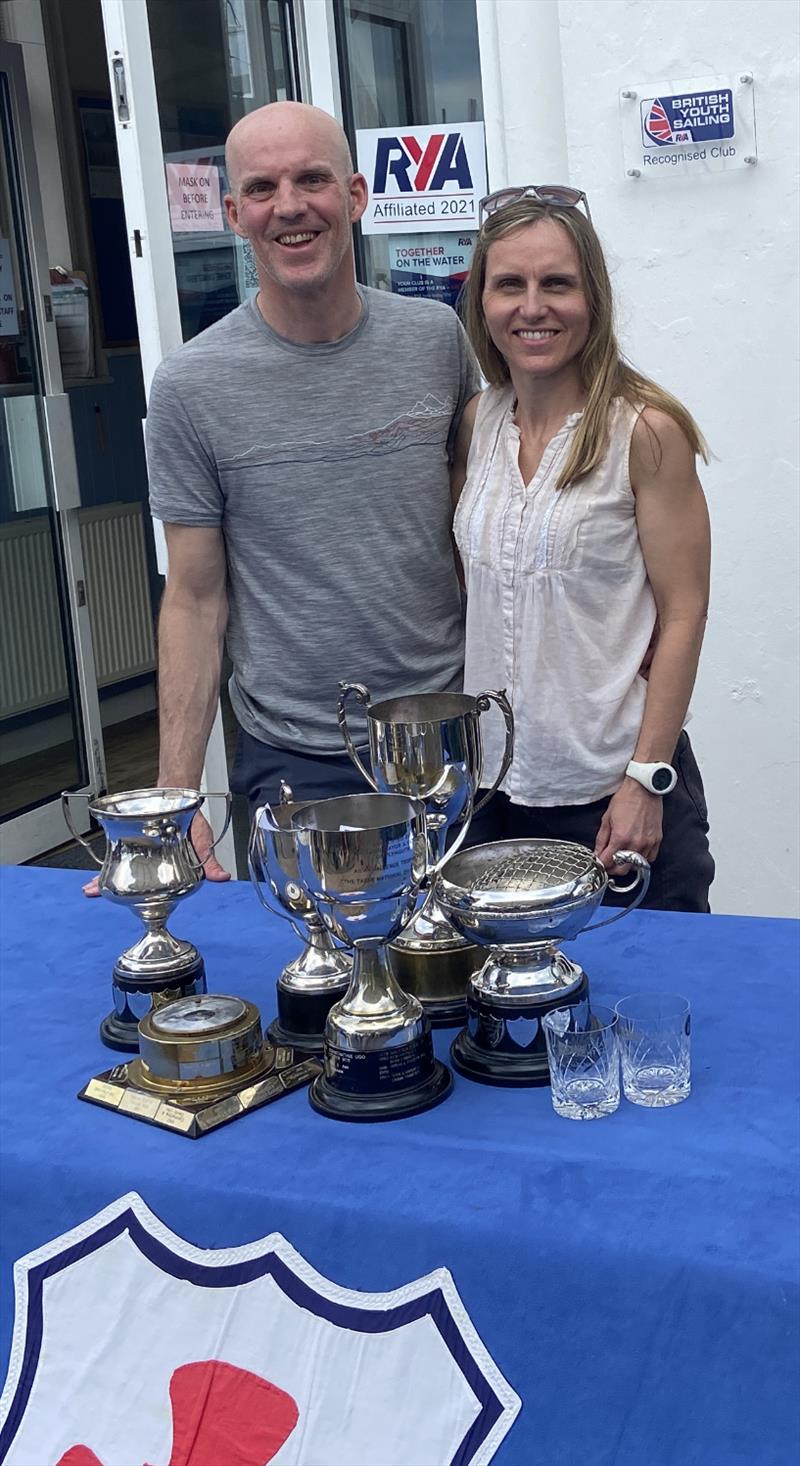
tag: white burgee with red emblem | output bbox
[0,1193,520,1466]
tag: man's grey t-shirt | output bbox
[147,286,480,753]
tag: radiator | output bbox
[0,504,156,719]
[0,518,69,716]
[78,504,156,688]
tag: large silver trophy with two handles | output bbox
[257,791,463,1121]
[248,781,352,1053]
[62,787,230,1051]
[337,683,514,1025]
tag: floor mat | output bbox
[26,833,106,871]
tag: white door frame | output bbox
[98,0,236,874]
[296,0,341,117]
[0,39,105,864]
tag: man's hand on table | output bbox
[189,809,231,882]
[82,810,230,896]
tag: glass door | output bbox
[0,42,104,862]
[146,0,299,340]
[335,0,484,303]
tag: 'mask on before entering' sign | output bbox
[620,72,757,179]
[357,123,487,234]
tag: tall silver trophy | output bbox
[337,683,514,1025]
[248,781,352,1053]
[62,788,230,1051]
[261,791,454,1121]
[436,838,651,1085]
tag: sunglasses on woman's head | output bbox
[479,185,591,224]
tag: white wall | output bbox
[481,0,799,917]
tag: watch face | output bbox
[652,766,674,793]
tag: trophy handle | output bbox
[582,851,651,932]
[199,791,233,856]
[337,681,378,790]
[473,690,515,813]
[61,791,104,866]
[426,783,475,877]
[247,808,305,940]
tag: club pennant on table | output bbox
[55,1360,299,1466]
[0,1192,520,1466]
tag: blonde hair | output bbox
[462,199,709,488]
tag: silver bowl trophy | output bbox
[63,787,230,1052]
[436,839,651,1085]
[337,683,514,1025]
[259,791,460,1121]
[248,780,352,1053]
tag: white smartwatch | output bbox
[625,760,678,795]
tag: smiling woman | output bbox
[454,193,715,913]
[481,220,591,435]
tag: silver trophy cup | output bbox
[436,839,651,1085]
[337,683,514,1025]
[274,791,455,1121]
[249,781,352,1053]
[63,787,230,1051]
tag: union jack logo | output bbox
[645,99,673,144]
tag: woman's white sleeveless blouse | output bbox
[454,386,656,806]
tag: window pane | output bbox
[0,74,84,813]
[147,0,297,339]
[338,0,483,302]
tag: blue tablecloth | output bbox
[0,866,798,1465]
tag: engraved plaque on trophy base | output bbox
[450,971,590,1087]
[79,994,321,1136]
[309,1031,452,1123]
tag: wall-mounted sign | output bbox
[620,73,757,180]
[165,161,224,232]
[357,123,486,234]
[0,239,20,338]
[389,234,475,308]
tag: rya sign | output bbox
[357,122,487,235]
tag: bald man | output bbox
[142,101,480,877]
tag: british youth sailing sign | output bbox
[620,72,757,179]
[357,122,487,234]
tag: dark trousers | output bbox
[232,727,715,914]
[464,731,714,912]
[231,728,370,819]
